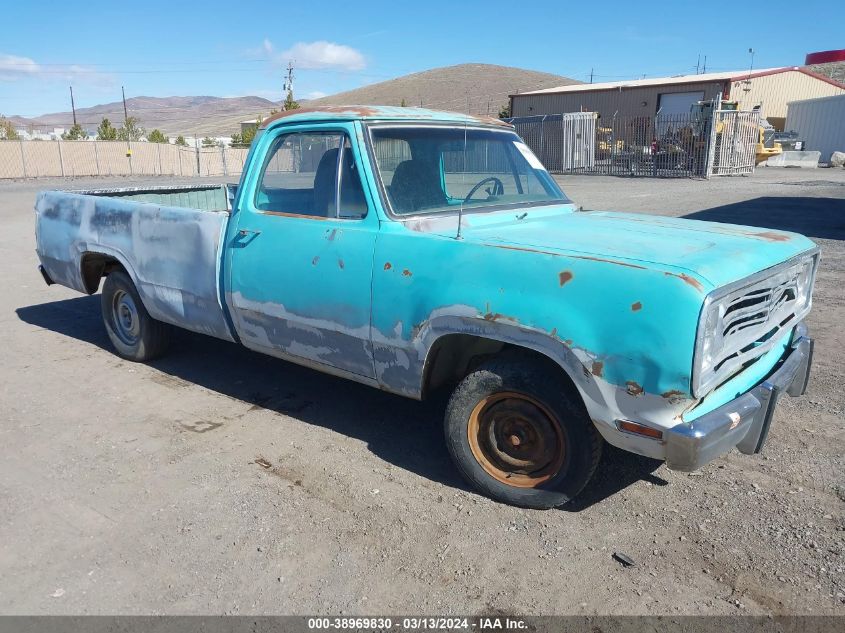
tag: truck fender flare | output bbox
[416,314,607,409]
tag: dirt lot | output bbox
[0,168,843,615]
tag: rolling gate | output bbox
[507,106,759,178]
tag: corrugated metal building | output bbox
[785,93,845,162]
[511,67,845,130]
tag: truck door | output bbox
[227,123,377,379]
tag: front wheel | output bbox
[445,357,602,509]
[101,270,171,362]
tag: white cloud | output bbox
[0,54,40,80]
[0,52,114,87]
[259,40,366,71]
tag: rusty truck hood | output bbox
[452,207,817,290]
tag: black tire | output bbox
[445,356,602,509]
[101,270,171,361]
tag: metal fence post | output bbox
[704,94,722,179]
[93,140,101,176]
[57,141,65,177]
[19,140,27,178]
[156,142,162,175]
[221,145,228,177]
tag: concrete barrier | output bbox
[763,151,821,168]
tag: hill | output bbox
[805,62,845,85]
[11,95,283,137]
[308,63,579,115]
[8,64,579,136]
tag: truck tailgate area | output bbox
[35,186,235,342]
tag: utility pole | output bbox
[121,86,129,124]
[283,61,295,108]
[696,54,700,74]
[589,68,594,83]
[121,86,132,166]
[69,86,77,125]
[702,55,707,73]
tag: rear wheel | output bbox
[101,270,170,361]
[445,356,601,509]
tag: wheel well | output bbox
[80,253,124,294]
[422,334,581,402]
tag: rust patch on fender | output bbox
[662,389,686,399]
[402,269,413,277]
[591,361,604,377]
[664,272,704,292]
[750,230,790,242]
[484,312,505,322]
[625,381,644,396]
[383,262,392,270]
[631,301,642,311]
[559,271,574,286]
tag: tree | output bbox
[174,135,188,146]
[229,132,243,146]
[96,118,118,140]
[117,116,145,142]
[201,136,218,147]
[0,116,19,140]
[283,89,299,111]
[61,123,88,140]
[498,103,511,119]
[147,129,169,144]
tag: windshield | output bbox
[369,125,568,216]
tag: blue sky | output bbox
[1,0,843,118]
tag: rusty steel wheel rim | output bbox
[467,391,566,488]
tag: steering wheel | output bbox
[463,176,504,203]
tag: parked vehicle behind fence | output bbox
[34,106,818,508]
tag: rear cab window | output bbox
[254,130,368,219]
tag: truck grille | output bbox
[694,251,818,396]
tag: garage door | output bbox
[657,91,705,116]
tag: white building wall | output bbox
[785,94,845,162]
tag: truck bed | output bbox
[35,184,236,342]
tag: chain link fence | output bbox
[0,140,250,180]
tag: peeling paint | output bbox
[558,271,573,286]
[626,381,644,396]
[664,271,704,292]
[383,262,392,271]
[751,231,791,242]
[631,301,642,311]
[591,360,604,377]
[402,269,413,277]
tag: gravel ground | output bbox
[0,168,843,615]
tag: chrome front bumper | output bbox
[665,322,813,471]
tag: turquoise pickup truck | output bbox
[35,106,818,509]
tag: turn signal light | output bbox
[617,420,664,440]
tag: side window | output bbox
[254,131,343,217]
[338,137,368,219]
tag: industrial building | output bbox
[510,67,845,130]
[786,93,845,162]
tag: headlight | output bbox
[698,299,727,376]
[795,257,815,311]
